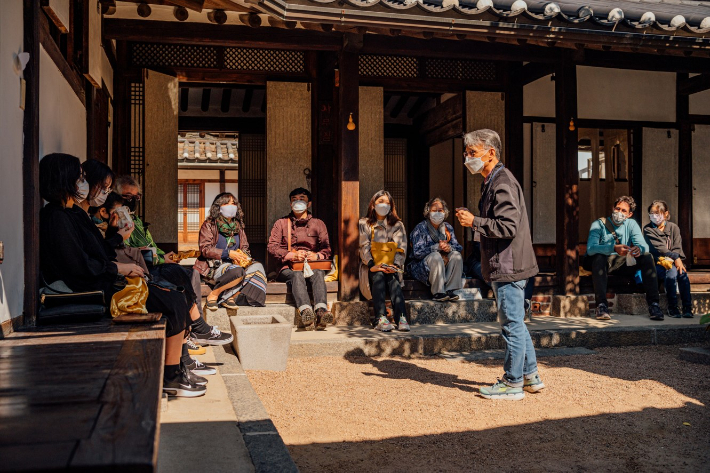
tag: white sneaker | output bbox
[375,315,394,332]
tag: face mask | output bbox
[75,179,90,203]
[430,211,445,225]
[375,203,390,217]
[611,211,627,226]
[220,204,238,219]
[88,191,108,208]
[649,214,664,226]
[464,156,485,174]
[291,200,308,213]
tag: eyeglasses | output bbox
[122,193,142,201]
[463,149,488,159]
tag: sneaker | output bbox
[432,293,449,302]
[315,308,334,330]
[479,380,525,400]
[185,358,217,376]
[667,307,682,318]
[190,325,234,346]
[163,368,206,398]
[682,311,694,318]
[523,374,546,393]
[595,303,611,320]
[180,360,208,386]
[375,315,394,332]
[186,338,206,356]
[649,302,664,321]
[294,311,305,329]
[446,290,460,302]
[300,308,316,331]
[397,315,410,332]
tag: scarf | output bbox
[426,220,447,243]
[216,216,238,247]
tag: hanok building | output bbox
[2,0,710,329]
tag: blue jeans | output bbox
[656,264,692,313]
[492,279,538,387]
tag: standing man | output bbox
[456,129,544,400]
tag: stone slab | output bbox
[439,347,596,362]
[408,300,498,324]
[615,292,710,316]
[679,347,710,364]
[332,301,370,326]
[231,314,293,371]
[551,295,590,318]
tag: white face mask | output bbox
[89,190,108,207]
[375,203,390,217]
[611,211,627,226]
[220,204,238,219]
[291,200,308,213]
[430,211,445,225]
[649,213,664,226]
[75,179,90,203]
[464,156,485,174]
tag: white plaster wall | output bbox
[205,182,220,218]
[531,123,556,244]
[642,128,678,228]
[693,125,710,238]
[524,74,555,118]
[0,0,26,323]
[690,89,710,116]
[39,45,87,160]
[577,67,676,122]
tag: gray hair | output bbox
[463,129,502,159]
[114,175,142,194]
[423,197,449,219]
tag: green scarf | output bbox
[217,216,238,247]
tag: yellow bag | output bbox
[110,276,149,317]
[658,256,674,270]
[370,226,403,266]
[324,256,338,282]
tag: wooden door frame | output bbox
[177,180,205,244]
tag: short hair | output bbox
[648,200,670,219]
[39,153,82,204]
[463,129,502,159]
[115,175,141,194]
[81,159,115,193]
[289,187,311,201]
[614,195,636,213]
[423,197,449,219]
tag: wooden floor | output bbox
[0,320,166,472]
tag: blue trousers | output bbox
[656,264,692,313]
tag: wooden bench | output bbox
[0,319,166,472]
[200,281,340,304]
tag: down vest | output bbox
[474,163,538,283]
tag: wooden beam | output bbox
[137,3,152,17]
[180,87,189,112]
[220,87,231,112]
[200,88,211,112]
[238,13,260,28]
[165,0,205,12]
[178,116,265,133]
[38,13,85,105]
[555,59,579,295]
[23,0,41,326]
[389,95,409,119]
[337,50,360,302]
[267,17,297,29]
[103,19,342,51]
[677,73,694,267]
[241,87,252,113]
[505,62,524,186]
[521,62,555,85]
[406,95,428,119]
[207,9,227,24]
[173,6,189,21]
[678,73,710,95]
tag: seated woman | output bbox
[358,190,409,332]
[643,200,693,318]
[39,153,205,398]
[408,197,463,302]
[194,193,266,309]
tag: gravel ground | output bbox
[248,345,710,473]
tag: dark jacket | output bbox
[643,221,686,261]
[267,213,332,274]
[474,163,538,283]
[40,203,119,293]
[194,218,250,277]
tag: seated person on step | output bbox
[407,197,463,302]
[643,199,693,319]
[582,195,662,321]
[359,190,409,332]
[195,193,267,310]
[267,187,334,331]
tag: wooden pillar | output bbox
[337,49,360,301]
[555,60,579,295]
[219,169,226,193]
[23,0,41,326]
[505,62,524,186]
[677,73,693,266]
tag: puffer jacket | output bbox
[474,163,538,283]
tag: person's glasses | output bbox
[463,150,486,159]
[122,193,142,201]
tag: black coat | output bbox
[40,203,119,293]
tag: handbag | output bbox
[287,222,333,271]
[110,276,149,317]
[232,248,254,268]
[370,226,403,266]
[38,280,106,325]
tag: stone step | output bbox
[614,292,710,316]
[286,315,707,358]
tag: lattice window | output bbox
[385,138,408,228]
[359,55,418,78]
[238,134,267,246]
[424,59,497,81]
[129,82,145,218]
[131,43,218,68]
[224,48,304,72]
